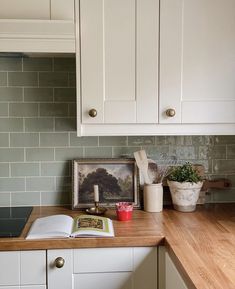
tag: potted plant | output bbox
[167,162,203,212]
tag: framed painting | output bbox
[72,158,139,209]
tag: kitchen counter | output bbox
[0,204,234,289]
[0,206,164,250]
[158,204,235,289]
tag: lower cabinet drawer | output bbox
[73,272,133,289]
[21,285,47,289]
[73,248,133,273]
[48,247,158,289]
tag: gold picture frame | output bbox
[72,158,139,209]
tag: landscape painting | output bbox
[72,159,139,209]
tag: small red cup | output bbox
[116,202,133,221]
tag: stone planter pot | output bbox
[167,180,203,212]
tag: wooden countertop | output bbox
[0,206,164,250]
[0,204,234,289]
[155,204,235,289]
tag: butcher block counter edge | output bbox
[0,204,234,289]
[0,206,165,250]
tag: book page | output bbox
[70,215,114,237]
[26,214,73,239]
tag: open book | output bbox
[26,214,114,239]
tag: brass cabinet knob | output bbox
[88,109,97,118]
[55,257,65,268]
[166,108,176,117]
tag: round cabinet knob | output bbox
[88,109,97,118]
[165,108,176,117]
[55,257,65,268]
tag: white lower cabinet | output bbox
[0,250,46,289]
[158,246,188,289]
[0,247,158,289]
[47,247,158,289]
[74,273,132,289]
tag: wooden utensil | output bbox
[134,150,151,184]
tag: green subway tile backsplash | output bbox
[55,148,83,161]
[26,177,55,191]
[0,164,9,177]
[68,72,76,87]
[0,57,22,71]
[54,58,76,72]
[128,136,155,146]
[55,117,76,131]
[39,72,68,87]
[0,148,24,162]
[23,57,52,72]
[24,87,53,102]
[0,56,234,206]
[40,133,69,147]
[0,178,25,191]
[0,193,11,206]
[9,103,38,117]
[40,103,68,117]
[0,72,7,86]
[54,88,76,102]
[11,192,40,206]
[41,162,70,177]
[26,148,54,161]
[0,118,23,132]
[0,133,9,147]
[112,146,141,158]
[99,136,127,146]
[41,191,71,206]
[25,118,54,132]
[227,145,235,159]
[8,72,38,86]
[10,133,39,147]
[0,87,23,102]
[70,134,98,147]
[0,103,8,116]
[84,147,112,158]
[11,163,40,177]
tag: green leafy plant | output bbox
[167,162,203,183]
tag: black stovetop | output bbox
[0,207,33,237]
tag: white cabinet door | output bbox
[158,246,188,289]
[20,251,46,286]
[47,250,73,289]
[0,251,46,288]
[160,0,235,124]
[0,0,74,20]
[133,247,158,289]
[78,0,159,125]
[165,252,188,289]
[0,252,20,286]
[48,247,158,289]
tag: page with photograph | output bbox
[70,215,114,237]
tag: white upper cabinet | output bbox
[77,0,235,135]
[78,0,159,125]
[160,0,235,125]
[0,0,75,53]
[0,0,74,20]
